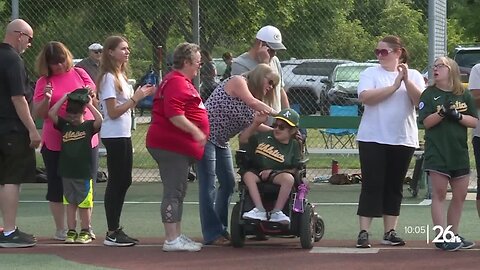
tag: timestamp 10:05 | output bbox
[404,225,460,243]
[404,225,428,235]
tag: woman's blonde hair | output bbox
[430,56,464,95]
[245,63,279,105]
[97,35,129,93]
[35,41,74,77]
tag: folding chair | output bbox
[320,105,358,148]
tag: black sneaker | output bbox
[356,230,371,248]
[381,229,405,246]
[103,228,137,247]
[0,228,36,248]
[457,235,475,249]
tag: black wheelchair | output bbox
[230,150,325,249]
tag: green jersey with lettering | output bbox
[56,118,96,179]
[418,86,477,170]
[246,131,301,170]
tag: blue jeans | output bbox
[197,141,236,243]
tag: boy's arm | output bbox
[48,94,68,125]
[86,100,103,132]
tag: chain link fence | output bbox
[4,0,467,190]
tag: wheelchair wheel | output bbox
[314,214,325,242]
[230,202,245,248]
[299,203,315,249]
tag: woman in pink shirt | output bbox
[146,42,209,252]
[33,41,98,241]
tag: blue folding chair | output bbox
[320,105,358,149]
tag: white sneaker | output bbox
[242,208,267,221]
[180,234,203,248]
[269,211,290,224]
[163,236,201,252]
[89,228,96,240]
[54,229,67,241]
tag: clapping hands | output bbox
[394,63,409,89]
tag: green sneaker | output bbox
[65,230,77,243]
[76,230,92,244]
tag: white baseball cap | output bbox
[255,25,286,50]
[88,43,103,51]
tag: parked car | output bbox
[281,58,354,115]
[453,45,480,83]
[319,62,379,115]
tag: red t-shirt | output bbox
[146,70,209,160]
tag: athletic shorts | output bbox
[426,168,470,179]
[62,178,93,208]
[0,133,36,184]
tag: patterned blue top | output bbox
[205,76,255,148]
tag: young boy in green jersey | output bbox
[239,108,302,224]
[48,88,102,244]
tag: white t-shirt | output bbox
[468,64,480,137]
[231,53,284,111]
[99,72,132,138]
[356,66,426,148]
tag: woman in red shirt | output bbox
[146,42,208,252]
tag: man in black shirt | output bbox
[0,19,40,248]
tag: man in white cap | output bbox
[76,43,103,82]
[231,25,289,111]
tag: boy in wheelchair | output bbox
[238,108,302,224]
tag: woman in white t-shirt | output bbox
[97,35,154,247]
[355,35,425,248]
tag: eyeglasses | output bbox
[14,30,33,43]
[272,123,290,131]
[92,50,102,54]
[432,63,448,69]
[374,48,394,57]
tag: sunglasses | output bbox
[272,123,290,131]
[374,48,394,57]
[14,30,33,43]
[261,42,275,53]
[268,79,275,87]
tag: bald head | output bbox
[6,19,32,36]
[4,19,33,53]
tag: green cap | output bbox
[274,108,299,127]
[67,88,90,104]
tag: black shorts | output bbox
[0,133,36,184]
[247,169,294,182]
[426,168,470,179]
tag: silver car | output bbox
[281,59,354,115]
[319,62,379,115]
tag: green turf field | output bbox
[2,181,479,270]
[11,181,479,242]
